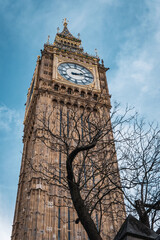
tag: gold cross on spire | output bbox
[63,18,69,27]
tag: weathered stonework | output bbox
[11,21,125,240]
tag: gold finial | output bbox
[37,55,40,61]
[63,18,69,27]
[47,35,50,44]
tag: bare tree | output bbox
[29,101,129,240]
[117,116,160,230]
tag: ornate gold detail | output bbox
[63,18,69,27]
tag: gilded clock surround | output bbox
[52,54,101,91]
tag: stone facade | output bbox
[11,21,125,240]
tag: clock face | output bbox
[58,62,94,85]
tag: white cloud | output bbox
[0,195,12,240]
[110,0,160,121]
[0,105,23,239]
[0,104,23,133]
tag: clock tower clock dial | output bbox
[58,62,94,85]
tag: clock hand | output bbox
[85,75,93,79]
[71,72,83,76]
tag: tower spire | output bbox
[56,18,81,41]
[63,18,69,27]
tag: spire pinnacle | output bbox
[63,18,69,27]
[95,48,98,57]
[47,35,50,44]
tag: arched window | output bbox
[52,99,57,104]
[66,102,71,108]
[67,88,72,94]
[61,86,66,90]
[74,89,79,94]
[54,84,59,91]
[81,91,85,97]
[73,103,78,108]
[93,94,98,100]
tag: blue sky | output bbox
[0,0,160,238]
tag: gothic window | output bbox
[67,88,72,94]
[61,86,66,90]
[74,89,79,94]
[93,94,98,101]
[68,231,71,240]
[54,84,59,91]
[58,230,60,240]
[66,102,71,108]
[44,71,48,74]
[73,103,78,108]
[58,207,61,240]
[44,62,48,66]
[81,91,85,97]
[27,193,30,199]
[80,105,84,110]
[49,196,52,202]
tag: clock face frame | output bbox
[58,62,94,85]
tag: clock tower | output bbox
[11,19,125,240]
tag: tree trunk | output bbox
[135,200,150,228]
[68,180,103,240]
[66,145,103,240]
